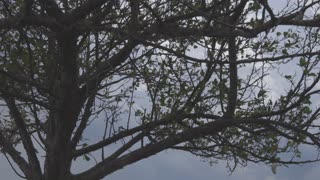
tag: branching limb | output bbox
[0,132,31,179]
[3,97,42,179]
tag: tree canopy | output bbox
[1,0,320,179]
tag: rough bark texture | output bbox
[44,32,82,180]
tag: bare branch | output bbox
[0,132,31,179]
[3,97,42,179]
[74,118,233,180]
[0,16,63,31]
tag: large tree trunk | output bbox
[43,31,82,180]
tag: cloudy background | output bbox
[1,0,320,179]
[1,147,320,180]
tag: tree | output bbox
[0,0,320,179]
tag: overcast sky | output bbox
[2,147,320,180]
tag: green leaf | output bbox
[299,58,307,67]
[250,2,261,11]
[82,143,88,147]
[302,106,312,114]
[135,109,143,116]
[303,96,312,105]
[284,75,292,79]
[282,49,288,55]
[83,155,90,161]
[308,72,316,77]
[257,90,267,97]
[160,94,166,106]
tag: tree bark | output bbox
[43,31,82,180]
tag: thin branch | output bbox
[3,152,27,179]
[74,117,233,180]
[3,97,42,179]
[73,117,175,157]
[80,40,138,96]
[0,132,31,179]
[237,51,320,64]
[72,94,96,148]
[104,132,145,161]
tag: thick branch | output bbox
[104,132,145,161]
[73,112,220,157]
[73,117,173,157]
[4,97,42,179]
[0,69,50,94]
[0,16,63,30]
[68,0,114,22]
[224,37,238,118]
[0,132,32,179]
[74,118,233,180]
[230,0,249,22]
[146,23,253,38]
[74,117,320,180]
[38,0,64,19]
[0,88,50,109]
[71,94,95,148]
